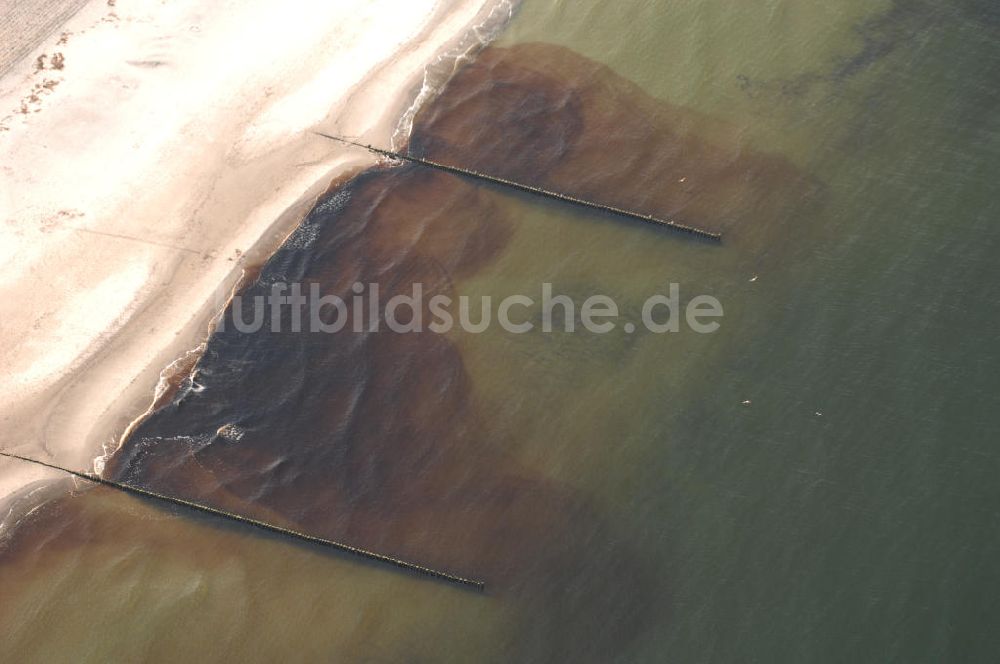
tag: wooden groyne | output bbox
[0,450,484,592]
[315,132,722,242]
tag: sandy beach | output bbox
[0,0,511,522]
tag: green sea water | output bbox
[2,1,998,662]
[483,1,1000,660]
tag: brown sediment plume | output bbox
[0,450,484,589]
[100,162,652,655]
[409,42,811,238]
[10,42,817,656]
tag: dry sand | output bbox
[0,0,512,522]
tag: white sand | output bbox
[0,0,511,519]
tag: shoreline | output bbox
[0,0,514,527]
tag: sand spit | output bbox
[0,0,511,518]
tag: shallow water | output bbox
[3,1,999,662]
